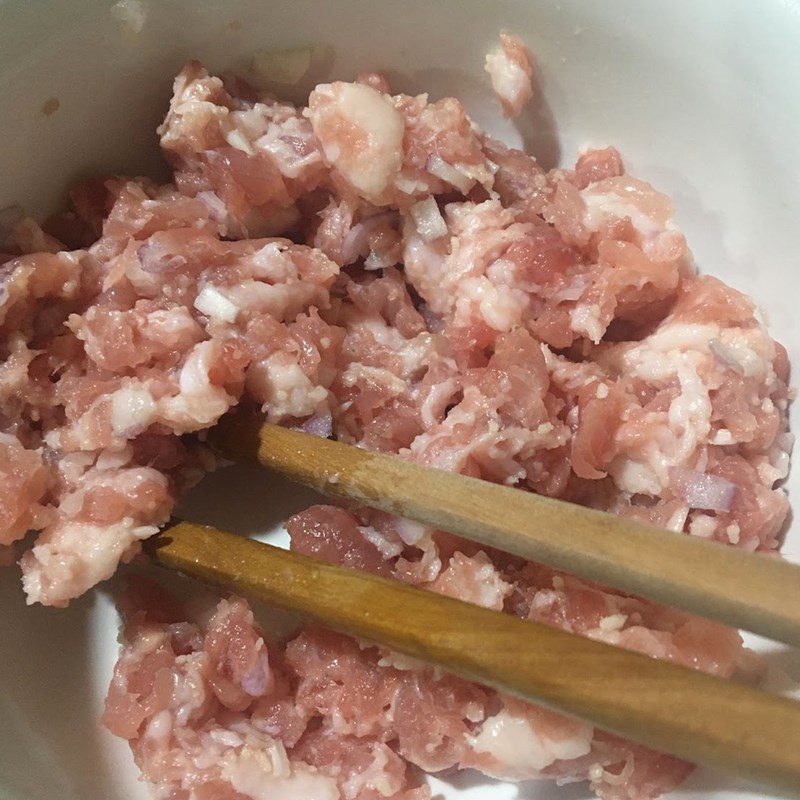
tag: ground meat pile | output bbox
[0,34,792,800]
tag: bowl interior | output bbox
[1,1,800,798]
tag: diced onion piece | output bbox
[241,650,272,697]
[293,409,333,438]
[709,338,745,375]
[670,468,736,512]
[425,154,475,194]
[196,191,228,222]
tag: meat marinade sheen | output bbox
[0,34,792,800]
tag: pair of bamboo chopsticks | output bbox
[146,411,800,793]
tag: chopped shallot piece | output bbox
[670,468,737,513]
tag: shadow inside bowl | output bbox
[0,568,123,800]
[175,459,324,539]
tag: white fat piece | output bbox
[194,285,239,324]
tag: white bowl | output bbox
[1,1,799,799]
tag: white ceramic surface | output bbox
[1,1,800,798]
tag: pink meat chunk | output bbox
[484,33,534,118]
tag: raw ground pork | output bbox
[1,33,792,800]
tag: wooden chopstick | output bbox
[148,520,800,793]
[207,411,800,647]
